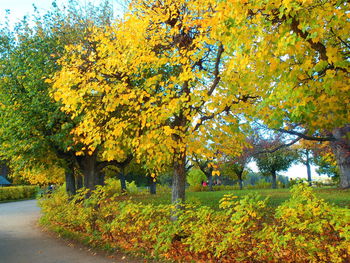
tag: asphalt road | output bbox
[0,200,142,263]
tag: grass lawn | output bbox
[129,187,350,210]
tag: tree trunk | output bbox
[271,170,277,189]
[331,126,350,188]
[238,172,243,190]
[119,167,127,192]
[306,150,312,186]
[0,162,9,178]
[149,178,156,194]
[82,152,98,191]
[172,154,186,204]
[95,171,105,186]
[65,167,76,196]
[99,171,105,185]
[76,174,83,190]
[208,173,213,191]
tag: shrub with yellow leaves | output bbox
[40,184,350,262]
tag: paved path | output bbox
[0,200,142,263]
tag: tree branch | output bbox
[290,18,328,61]
[207,44,224,97]
[192,95,258,132]
[276,128,336,142]
[97,154,133,171]
[254,137,301,155]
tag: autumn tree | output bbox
[215,128,256,189]
[52,0,256,204]
[0,0,115,194]
[216,0,350,187]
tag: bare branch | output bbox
[207,44,224,97]
[276,128,336,142]
[254,137,301,155]
[97,154,133,171]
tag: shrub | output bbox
[0,185,38,201]
[103,178,139,196]
[246,179,272,189]
[264,183,350,263]
[187,168,207,187]
[40,184,350,263]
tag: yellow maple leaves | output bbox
[48,0,349,180]
[218,0,349,131]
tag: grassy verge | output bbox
[129,187,350,209]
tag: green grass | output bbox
[128,187,350,210]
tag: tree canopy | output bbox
[0,0,349,200]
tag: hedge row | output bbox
[0,185,38,201]
[40,184,350,263]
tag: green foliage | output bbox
[315,154,340,179]
[0,0,116,187]
[155,184,171,194]
[187,168,207,187]
[103,178,139,196]
[246,179,272,189]
[40,184,350,262]
[0,185,38,201]
[265,183,350,262]
[255,148,297,176]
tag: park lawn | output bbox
[129,187,350,210]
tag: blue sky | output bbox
[0,0,119,26]
[1,0,62,23]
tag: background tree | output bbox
[216,0,350,188]
[0,0,115,194]
[254,137,297,189]
[218,146,253,190]
[186,168,207,188]
[313,142,341,182]
[293,140,321,186]
[191,154,218,191]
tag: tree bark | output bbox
[119,167,127,192]
[208,173,213,191]
[76,174,83,190]
[82,152,98,191]
[65,167,76,196]
[149,178,156,194]
[271,169,277,189]
[95,170,105,186]
[331,126,350,188]
[306,150,312,186]
[172,154,186,204]
[238,172,243,190]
